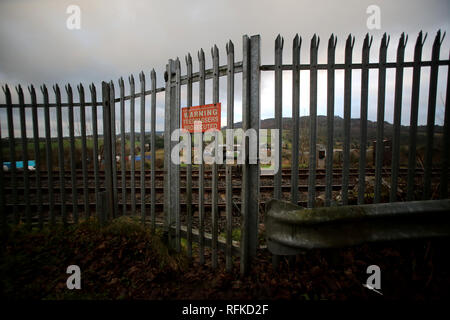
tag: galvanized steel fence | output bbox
[0,31,449,274]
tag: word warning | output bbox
[181,103,221,133]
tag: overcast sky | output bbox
[0,0,449,137]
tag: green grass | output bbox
[219,228,241,242]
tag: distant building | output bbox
[317,144,326,169]
[372,139,392,166]
[2,160,36,171]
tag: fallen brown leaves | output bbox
[1,218,449,300]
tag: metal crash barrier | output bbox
[265,199,450,256]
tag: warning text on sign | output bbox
[181,103,221,133]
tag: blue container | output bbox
[3,160,36,169]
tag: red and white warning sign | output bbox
[181,103,221,133]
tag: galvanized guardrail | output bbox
[265,199,450,256]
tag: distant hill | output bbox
[227,115,443,131]
[223,116,444,147]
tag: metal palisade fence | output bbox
[0,32,449,274]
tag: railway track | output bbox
[2,167,440,183]
[3,184,357,194]
[2,167,434,194]
[2,167,442,220]
[2,167,438,176]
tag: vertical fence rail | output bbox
[78,84,90,217]
[390,33,407,202]
[308,35,319,208]
[66,84,79,224]
[374,34,389,204]
[119,77,126,216]
[0,109,3,226]
[441,51,450,199]
[441,50,450,199]
[0,108,4,226]
[129,75,136,215]
[150,70,157,231]
[211,45,219,268]
[358,34,372,204]
[164,64,170,237]
[240,34,260,275]
[198,49,206,264]
[4,86,18,224]
[274,35,283,200]
[102,82,114,220]
[225,40,234,271]
[167,60,177,246]
[54,85,67,225]
[342,35,354,205]
[42,85,55,224]
[29,85,43,228]
[90,84,100,216]
[241,35,251,274]
[325,34,336,206]
[17,86,31,228]
[174,59,181,252]
[139,72,146,223]
[407,32,425,201]
[291,34,301,205]
[185,55,193,255]
[110,81,118,218]
[424,31,444,200]
[0,100,4,227]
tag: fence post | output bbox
[164,60,177,247]
[240,34,260,275]
[102,81,115,221]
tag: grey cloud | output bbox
[0,0,449,139]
